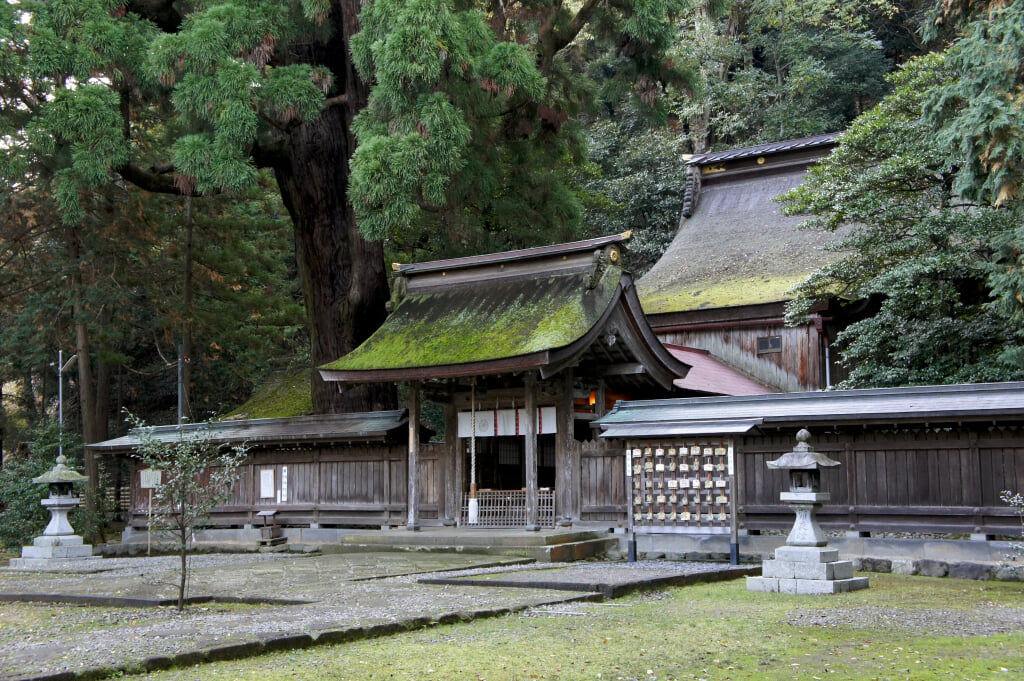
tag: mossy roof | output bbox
[638,167,846,315]
[228,370,312,420]
[321,266,621,375]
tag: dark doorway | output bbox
[463,435,556,490]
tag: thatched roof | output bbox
[638,135,844,315]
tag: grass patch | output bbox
[136,574,1024,680]
[0,600,267,649]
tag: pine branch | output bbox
[558,0,604,52]
[117,163,196,196]
[322,94,348,109]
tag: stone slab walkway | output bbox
[0,553,746,681]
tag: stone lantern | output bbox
[747,429,868,594]
[10,454,101,569]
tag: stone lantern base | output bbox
[747,546,869,594]
[10,534,100,569]
[9,496,100,570]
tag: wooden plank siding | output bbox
[658,323,824,392]
[127,443,445,529]
[736,427,1024,536]
[125,424,1024,536]
[577,440,628,522]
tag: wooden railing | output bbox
[460,489,555,528]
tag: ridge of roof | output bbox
[689,133,838,166]
[392,232,631,275]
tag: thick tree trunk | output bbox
[68,226,100,509]
[0,382,5,467]
[21,370,38,424]
[273,0,394,414]
[94,307,113,443]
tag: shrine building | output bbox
[318,232,695,529]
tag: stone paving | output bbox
[0,552,744,681]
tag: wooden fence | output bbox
[460,489,555,527]
[128,443,446,529]
[736,427,1024,536]
[124,425,1024,536]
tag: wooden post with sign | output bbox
[139,468,161,555]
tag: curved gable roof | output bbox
[320,234,690,387]
[321,265,620,375]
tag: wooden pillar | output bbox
[524,372,539,531]
[443,395,459,525]
[406,381,420,531]
[555,370,574,526]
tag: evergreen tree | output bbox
[347,0,691,258]
[672,0,895,153]
[781,53,1024,386]
[0,0,388,414]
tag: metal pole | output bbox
[58,350,63,459]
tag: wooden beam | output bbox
[406,381,421,531]
[556,370,574,526]
[524,372,539,531]
[443,396,459,525]
[578,363,647,377]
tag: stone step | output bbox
[318,536,619,563]
[336,529,608,548]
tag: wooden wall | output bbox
[124,423,1024,537]
[577,439,628,523]
[736,427,1024,536]
[658,322,825,392]
[128,442,447,529]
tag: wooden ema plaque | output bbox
[629,441,733,534]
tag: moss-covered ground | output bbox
[135,573,1024,681]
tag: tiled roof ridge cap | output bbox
[688,132,839,166]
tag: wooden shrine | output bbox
[320,233,693,529]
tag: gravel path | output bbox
[0,554,731,681]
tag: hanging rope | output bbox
[470,378,477,499]
[468,378,479,524]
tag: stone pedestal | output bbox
[747,546,868,593]
[10,533,100,568]
[9,493,99,569]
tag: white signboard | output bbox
[140,468,162,489]
[260,469,275,499]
